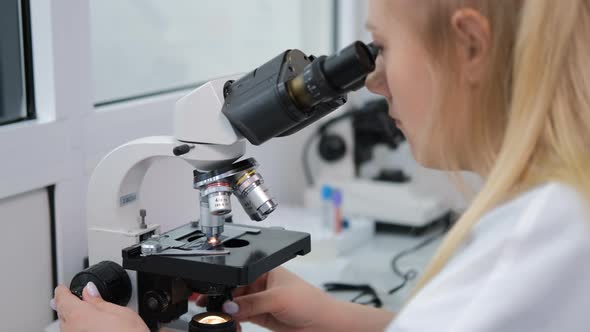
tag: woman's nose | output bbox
[365,58,389,97]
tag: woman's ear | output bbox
[451,8,491,84]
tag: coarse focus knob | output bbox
[70,261,132,306]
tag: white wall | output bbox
[0,189,54,332]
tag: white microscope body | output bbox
[86,75,246,309]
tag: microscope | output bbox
[69,41,378,331]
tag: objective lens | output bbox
[200,197,224,239]
[189,312,236,332]
[233,170,278,221]
[203,182,232,216]
[208,192,231,215]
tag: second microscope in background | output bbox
[303,98,456,236]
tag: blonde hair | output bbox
[413,0,590,294]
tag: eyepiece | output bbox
[322,41,376,90]
[366,42,380,59]
[287,41,377,110]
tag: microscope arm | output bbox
[88,75,247,264]
[87,136,245,263]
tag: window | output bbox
[91,0,335,105]
[0,0,35,125]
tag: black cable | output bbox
[324,283,383,308]
[302,132,319,186]
[47,185,58,321]
[388,216,453,294]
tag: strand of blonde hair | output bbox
[412,0,590,296]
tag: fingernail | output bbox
[50,298,56,311]
[85,281,100,298]
[223,301,239,315]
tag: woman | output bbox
[53,0,590,331]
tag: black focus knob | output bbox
[70,261,132,306]
[173,144,192,156]
[144,290,170,313]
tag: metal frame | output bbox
[0,0,36,125]
[21,0,37,121]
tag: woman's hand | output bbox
[199,267,332,331]
[198,267,395,332]
[52,283,149,332]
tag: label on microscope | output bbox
[120,193,137,206]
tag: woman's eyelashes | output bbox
[372,42,385,54]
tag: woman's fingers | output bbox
[54,285,86,321]
[232,272,270,299]
[232,288,285,322]
[222,300,239,315]
[82,282,104,304]
[232,285,253,298]
[195,273,270,308]
[196,294,207,307]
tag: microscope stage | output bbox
[122,223,311,287]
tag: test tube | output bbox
[332,189,343,234]
[321,185,333,232]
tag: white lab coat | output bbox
[386,182,590,332]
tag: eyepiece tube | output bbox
[323,41,376,90]
[221,41,377,145]
[286,41,377,110]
